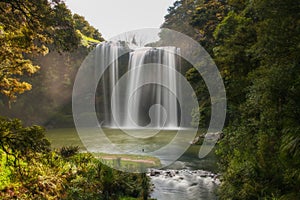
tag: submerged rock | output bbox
[148,169,220,200]
[150,169,162,176]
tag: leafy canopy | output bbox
[0,0,80,102]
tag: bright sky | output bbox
[65,0,176,40]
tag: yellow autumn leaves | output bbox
[0,26,43,101]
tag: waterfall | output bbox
[95,41,121,127]
[96,42,181,129]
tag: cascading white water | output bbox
[96,41,121,127]
[97,42,181,129]
[124,47,149,128]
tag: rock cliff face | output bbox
[191,132,223,145]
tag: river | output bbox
[46,128,220,199]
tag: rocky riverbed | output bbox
[148,169,220,200]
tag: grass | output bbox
[95,152,161,172]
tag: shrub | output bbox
[59,145,80,158]
[0,117,152,199]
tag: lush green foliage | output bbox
[0,117,50,162]
[0,117,151,200]
[163,0,300,199]
[214,0,300,199]
[73,13,104,42]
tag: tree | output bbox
[0,14,104,127]
[73,13,104,41]
[213,10,257,122]
[0,117,50,162]
[216,0,300,199]
[0,0,80,105]
[190,0,229,54]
